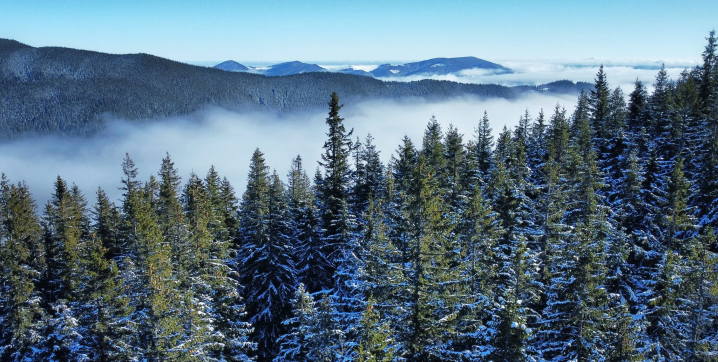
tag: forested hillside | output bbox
[1,32,718,361]
[0,39,588,141]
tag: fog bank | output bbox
[0,93,577,206]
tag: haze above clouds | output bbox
[0,93,577,206]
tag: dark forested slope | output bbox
[0,39,588,140]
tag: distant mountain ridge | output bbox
[263,61,326,76]
[212,56,513,77]
[214,60,249,72]
[371,57,512,77]
[212,60,328,76]
[0,39,590,141]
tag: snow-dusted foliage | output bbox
[2,31,718,362]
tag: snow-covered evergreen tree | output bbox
[39,178,90,360]
[289,158,331,295]
[66,187,137,361]
[238,150,297,361]
[274,284,315,362]
[0,177,46,361]
[469,111,495,184]
[117,155,182,360]
[395,154,461,361]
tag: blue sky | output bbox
[0,0,716,62]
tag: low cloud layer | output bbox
[199,58,699,92]
[378,60,697,92]
[317,59,700,92]
[0,92,577,206]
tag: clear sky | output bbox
[0,0,716,62]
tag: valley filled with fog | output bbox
[1,92,577,204]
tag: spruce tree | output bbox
[396,154,460,361]
[352,134,386,221]
[39,178,90,360]
[184,172,253,361]
[355,298,395,362]
[539,100,615,361]
[238,150,297,361]
[360,198,403,313]
[42,177,88,304]
[205,165,240,243]
[0,178,46,361]
[318,93,363,359]
[454,183,503,358]
[319,92,356,274]
[76,222,134,361]
[274,284,315,362]
[683,227,718,360]
[627,79,649,130]
[469,111,495,182]
[119,156,182,359]
[421,116,447,178]
[527,109,548,185]
[589,65,611,154]
[695,31,718,228]
[487,126,540,361]
[92,188,122,261]
[289,157,332,295]
[644,156,696,359]
[602,87,629,203]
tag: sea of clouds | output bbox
[265,58,700,91]
[370,59,700,92]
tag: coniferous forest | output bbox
[2,32,718,362]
